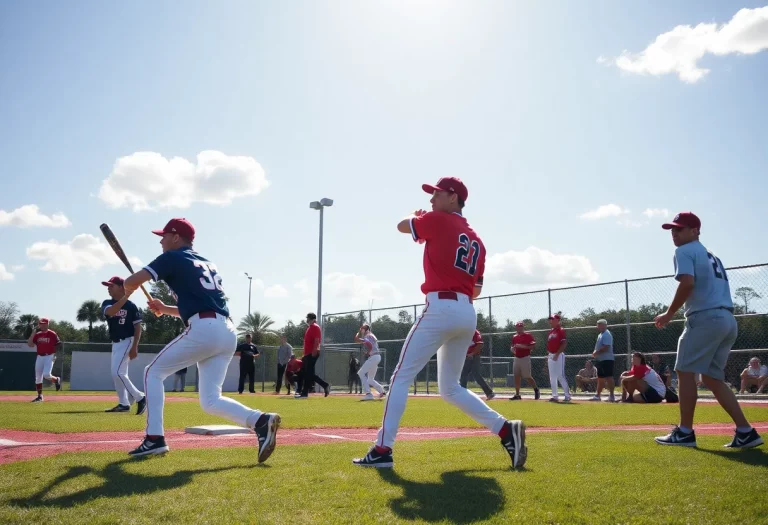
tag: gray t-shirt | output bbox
[673,240,733,317]
[594,330,614,362]
[277,344,294,366]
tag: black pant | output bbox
[300,354,328,396]
[349,373,361,393]
[287,371,304,393]
[239,360,255,393]
[460,356,493,397]
[276,364,287,393]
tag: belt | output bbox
[437,291,473,303]
[690,306,734,316]
[199,311,217,319]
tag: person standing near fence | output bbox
[590,319,616,403]
[27,318,62,402]
[353,177,526,469]
[460,330,495,400]
[235,334,260,394]
[653,212,762,449]
[101,276,146,414]
[355,323,386,400]
[172,368,187,392]
[511,321,540,400]
[297,313,330,398]
[546,314,571,402]
[276,335,293,394]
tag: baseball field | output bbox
[1,392,767,525]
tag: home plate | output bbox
[184,425,252,436]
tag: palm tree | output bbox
[76,300,104,342]
[237,312,276,343]
[14,314,39,338]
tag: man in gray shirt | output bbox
[276,335,294,395]
[590,319,615,402]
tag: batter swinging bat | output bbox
[99,223,161,316]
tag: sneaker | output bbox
[255,413,281,463]
[129,436,169,457]
[588,396,601,402]
[295,394,308,399]
[55,377,62,391]
[564,397,572,403]
[500,420,527,469]
[378,391,387,399]
[487,393,496,401]
[510,394,522,401]
[548,397,559,403]
[608,395,616,403]
[324,385,331,397]
[31,396,43,403]
[361,393,375,401]
[353,447,394,468]
[136,397,147,416]
[105,404,130,412]
[534,388,541,400]
[655,426,697,447]
[724,428,764,449]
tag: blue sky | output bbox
[1,1,767,329]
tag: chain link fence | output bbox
[323,264,768,396]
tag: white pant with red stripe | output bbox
[144,313,263,436]
[375,292,507,450]
[111,337,144,406]
[34,354,56,383]
[547,353,571,400]
[358,354,385,395]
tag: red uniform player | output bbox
[353,177,527,469]
[26,318,62,402]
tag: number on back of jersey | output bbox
[194,261,225,291]
[454,233,481,276]
[707,252,728,281]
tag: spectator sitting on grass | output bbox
[650,353,671,387]
[740,357,768,394]
[620,352,666,404]
[575,360,598,392]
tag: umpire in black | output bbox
[235,333,260,394]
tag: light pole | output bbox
[244,272,253,316]
[309,198,333,335]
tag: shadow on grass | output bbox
[377,468,505,523]
[9,458,248,508]
[696,447,768,467]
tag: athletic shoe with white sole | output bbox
[655,427,697,447]
[128,436,169,457]
[255,413,281,463]
[31,396,43,403]
[105,404,130,413]
[360,393,375,401]
[724,428,764,449]
[588,396,601,402]
[500,420,527,469]
[353,447,394,468]
[55,377,62,391]
[136,397,147,416]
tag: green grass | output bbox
[1,396,767,433]
[1,432,766,524]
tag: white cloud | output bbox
[579,204,629,221]
[0,205,70,228]
[606,6,768,83]
[0,264,14,281]
[11,265,24,272]
[27,234,143,274]
[98,150,270,211]
[617,218,645,228]
[264,284,289,298]
[486,246,599,287]
[294,279,310,295]
[642,208,670,219]
[323,272,402,306]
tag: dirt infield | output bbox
[2,423,766,465]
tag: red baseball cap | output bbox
[39,318,49,324]
[662,212,701,230]
[515,321,524,327]
[422,177,469,202]
[548,314,561,320]
[101,276,125,287]
[152,218,195,241]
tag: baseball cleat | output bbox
[105,404,130,412]
[510,394,522,401]
[534,388,541,400]
[360,393,375,401]
[588,396,601,402]
[129,436,169,457]
[31,396,43,403]
[136,397,147,416]
[255,413,281,463]
[655,427,697,447]
[487,393,496,401]
[501,420,527,469]
[548,397,559,403]
[724,428,763,449]
[563,397,572,403]
[55,377,62,391]
[353,447,394,468]
[324,385,331,397]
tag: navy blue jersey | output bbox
[144,247,229,324]
[102,299,142,342]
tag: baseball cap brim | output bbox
[151,229,166,237]
[422,184,442,195]
[661,222,687,230]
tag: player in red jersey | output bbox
[27,318,63,402]
[353,177,527,469]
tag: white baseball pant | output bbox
[34,354,56,383]
[111,337,144,406]
[358,354,385,395]
[547,353,571,400]
[143,313,263,436]
[376,292,507,449]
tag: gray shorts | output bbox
[675,309,737,381]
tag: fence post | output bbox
[426,357,430,395]
[488,296,494,388]
[413,304,418,395]
[548,289,552,316]
[625,279,632,370]
[262,354,266,393]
